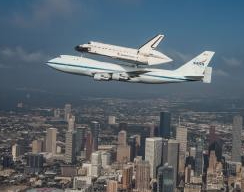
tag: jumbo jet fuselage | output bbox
[47,51,214,84]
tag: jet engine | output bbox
[94,73,111,81]
[111,73,129,81]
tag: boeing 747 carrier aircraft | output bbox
[47,51,215,84]
[75,34,172,65]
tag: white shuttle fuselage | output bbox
[47,51,214,84]
[75,34,172,66]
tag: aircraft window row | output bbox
[92,45,131,54]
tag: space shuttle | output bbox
[75,34,173,65]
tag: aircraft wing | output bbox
[126,69,151,77]
[139,34,164,52]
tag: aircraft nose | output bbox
[74,45,89,52]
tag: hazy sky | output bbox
[0,0,243,99]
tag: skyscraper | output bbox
[65,131,76,164]
[85,131,93,160]
[64,104,72,121]
[209,126,217,145]
[32,140,43,154]
[195,138,204,176]
[159,112,171,138]
[231,115,243,162]
[157,163,174,192]
[145,137,162,178]
[122,165,133,190]
[108,116,116,125]
[46,128,57,154]
[176,127,187,173]
[76,126,86,156]
[167,139,179,188]
[107,180,118,192]
[26,153,44,174]
[91,151,102,177]
[118,130,127,146]
[135,160,151,192]
[68,115,75,131]
[91,121,100,151]
[128,135,137,161]
[12,144,21,162]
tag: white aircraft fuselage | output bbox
[47,51,215,84]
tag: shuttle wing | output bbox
[139,34,164,52]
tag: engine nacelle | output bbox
[94,73,111,81]
[111,73,129,81]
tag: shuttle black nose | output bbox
[74,45,89,52]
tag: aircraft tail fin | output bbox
[139,34,164,52]
[176,51,215,77]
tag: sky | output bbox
[0,0,244,100]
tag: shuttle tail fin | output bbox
[176,51,215,78]
[139,34,164,52]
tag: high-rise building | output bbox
[167,139,179,188]
[118,130,127,146]
[91,151,102,177]
[161,138,168,165]
[91,121,100,151]
[145,137,162,178]
[107,180,118,192]
[116,145,131,163]
[128,135,137,161]
[208,150,217,173]
[46,128,57,154]
[157,163,174,192]
[159,112,171,138]
[108,116,116,125]
[76,126,86,156]
[64,104,72,121]
[185,165,192,184]
[12,144,21,162]
[209,126,216,145]
[85,131,93,160]
[101,152,111,168]
[68,115,75,131]
[195,138,204,176]
[231,115,243,162]
[122,165,133,190]
[176,127,187,173]
[65,131,76,164]
[135,160,150,192]
[32,140,43,154]
[25,153,44,174]
[54,108,61,118]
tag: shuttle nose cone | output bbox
[75,45,89,52]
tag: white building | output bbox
[91,151,102,177]
[46,128,57,155]
[108,116,116,125]
[145,137,162,178]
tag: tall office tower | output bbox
[195,138,204,176]
[149,124,157,137]
[167,139,179,189]
[122,165,133,190]
[145,137,162,178]
[91,151,102,177]
[26,153,44,174]
[135,160,151,192]
[128,135,137,161]
[85,131,93,160]
[68,115,76,131]
[76,126,86,156]
[91,121,100,151]
[185,165,192,184]
[189,147,196,158]
[157,163,174,192]
[32,140,43,153]
[134,134,141,157]
[12,144,21,162]
[107,180,118,192]
[117,145,131,163]
[208,150,217,173]
[161,139,168,165]
[209,126,216,145]
[159,111,171,138]
[231,115,243,162]
[65,131,76,164]
[209,139,223,161]
[46,128,57,154]
[176,127,187,173]
[118,130,127,146]
[64,103,72,121]
[54,108,61,118]
[108,116,116,125]
[101,152,111,168]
